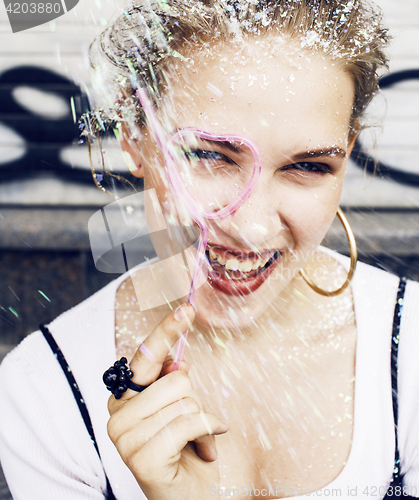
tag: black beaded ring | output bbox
[103,357,149,399]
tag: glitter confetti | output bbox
[80,0,391,489]
[38,290,51,302]
[8,307,18,318]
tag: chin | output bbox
[192,275,280,331]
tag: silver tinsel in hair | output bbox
[84,0,390,149]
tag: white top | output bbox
[1,253,419,500]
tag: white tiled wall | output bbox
[0,0,418,207]
[341,0,419,208]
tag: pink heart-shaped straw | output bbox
[136,88,262,370]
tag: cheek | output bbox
[284,184,342,249]
[143,151,171,204]
[143,161,172,228]
[144,163,197,234]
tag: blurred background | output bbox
[0,0,418,497]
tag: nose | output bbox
[215,179,283,248]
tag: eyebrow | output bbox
[292,148,347,161]
[193,138,242,154]
[173,129,243,154]
[174,128,347,159]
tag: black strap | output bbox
[39,278,411,500]
[39,324,117,500]
[383,277,409,498]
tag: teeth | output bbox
[217,255,226,266]
[207,248,226,266]
[225,258,240,271]
[239,260,253,273]
[208,247,277,273]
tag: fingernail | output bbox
[174,303,189,321]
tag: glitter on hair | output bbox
[88,0,390,136]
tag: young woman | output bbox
[1,1,419,499]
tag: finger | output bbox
[109,370,196,421]
[158,361,217,461]
[194,434,217,461]
[122,303,195,400]
[134,413,229,473]
[160,358,189,377]
[108,367,219,460]
[107,357,190,416]
[110,378,219,462]
[109,370,194,416]
[112,397,202,455]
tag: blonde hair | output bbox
[92,0,390,134]
[82,0,390,195]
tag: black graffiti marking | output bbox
[351,69,419,187]
[0,66,95,183]
[0,65,142,191]
[0,65,135,192]
[0,66,418,188]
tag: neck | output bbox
[188,274,322,355]
[188,253,354,361]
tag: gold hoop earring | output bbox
[299,208,357,297]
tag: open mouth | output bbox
[205,244,282,296]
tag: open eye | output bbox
[185,149,236,165]
[283,162,332,174]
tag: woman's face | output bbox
[134,37,355,330]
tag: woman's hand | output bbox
[107,303,229,500]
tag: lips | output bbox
[205,244,282,296]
